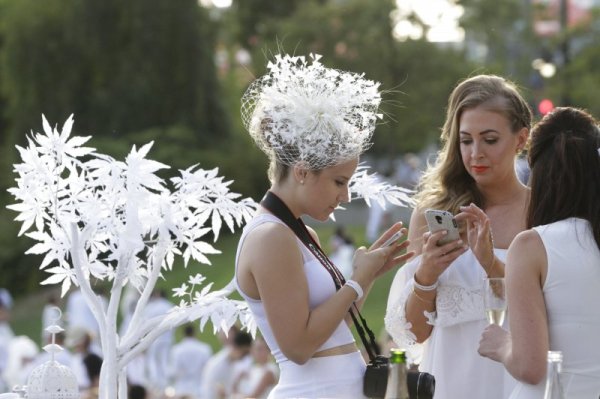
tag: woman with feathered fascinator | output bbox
[234,54,414,398]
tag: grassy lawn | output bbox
[9,223,401,352]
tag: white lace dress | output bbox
[385,249,516,399]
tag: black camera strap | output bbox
[260,191,381,362]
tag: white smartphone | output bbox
[424,209,460,246]
[381,230,403,247]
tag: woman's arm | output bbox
[478,229,549,384]
[402,208,467,342]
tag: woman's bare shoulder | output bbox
[243,221,296,252]
[510,229,544,252]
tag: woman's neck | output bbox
[265,184,303,218]
[479,178,528,208]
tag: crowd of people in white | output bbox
[0,287,278,399]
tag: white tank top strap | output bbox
[234,213,312,273]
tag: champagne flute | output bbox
[484,277,506,325]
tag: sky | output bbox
[199,0,466,42]
[392,0,464,42]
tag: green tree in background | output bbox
[234,0,305,47]
[0,0,234,293]
[460,0,535,79]
[546,7,600,114]
[234,0,475,156]
[1,0,227,142]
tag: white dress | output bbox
[385,249,516,399]
[509,218,600,399]
[169,337,213,398]
[143,296,174,390]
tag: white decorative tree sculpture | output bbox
[7,115,258,398]
[7,115,414,399]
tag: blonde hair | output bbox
[268,159,290,184]
[415,75,532,216]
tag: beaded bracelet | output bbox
[345,279,364,301]
[413,276,439,291]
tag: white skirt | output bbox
[268,351,367,399]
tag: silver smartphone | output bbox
[424,209,460,246]
[381,230,403,247]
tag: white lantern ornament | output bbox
[26,307,79,399]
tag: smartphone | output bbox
[381,230,403,248]
[424,209,460,246]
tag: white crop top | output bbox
[234,213,355,364]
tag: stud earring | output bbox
[300,180,304,184]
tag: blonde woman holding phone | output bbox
[385,75,532,399]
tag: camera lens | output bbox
[407,371,435,399]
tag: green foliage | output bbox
[0,0,229,143]
[0,208,44,294]
[233,0,304,46]
[549,7,600,112]
[0,0,236,296]
[384,39,475,152]
[459,0,536,79]
[565,43,600,115]
[238,0,475,155]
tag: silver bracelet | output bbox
[345,279,364,301]
[413,276,438,291]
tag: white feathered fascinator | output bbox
[241,53,382,170]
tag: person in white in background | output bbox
[41,294,62,343]
[200,325,240,399]
[231,335,279,399]
[2,335,38,388]
[0,346,6,392]
[65,326,96,390]
[0,291,13,392]
[218,330,253,399]
[328,226,356,280]
[168,323,212,399]
[0,290,12,311]
[143,289,174,395]
[0,290,13,345]
[66,288,105,354]
[117,284,146,388]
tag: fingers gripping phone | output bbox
[425,209,460,246]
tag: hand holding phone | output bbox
[425,209,460,246]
